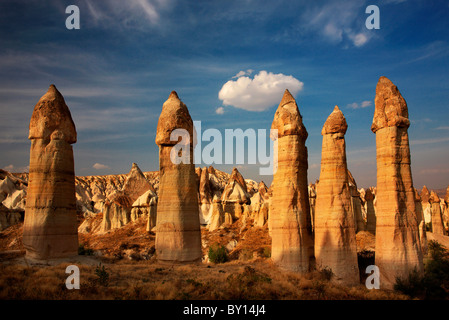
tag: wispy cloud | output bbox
[299,1,373,47]
[83,0,174,30]
[347,100,372,109]
[436,126,449,130]
[411,137,449,145]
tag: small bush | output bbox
[208,244,228,264]
[94,263,110,287]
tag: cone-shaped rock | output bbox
[371,77,423,289]
[155,91,201,262]
[270,89,314,272]
[23,85,78,259]
[315,106,359,284]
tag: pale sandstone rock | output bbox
[421,186,432,224]
[429,191,445,235]
[23,85,78,260]
[100,163,153,233]
[269,89,314,272]
[221,167,251,220]
[308,183,317,230]
[371,77,423,289]
[414,188,424,225]
[348,170,366,232]
[208,195,225,231]
[315,106,359,285]
[155,91,202,263]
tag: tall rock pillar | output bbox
[23,85,78,260]
[155,91,202,263]
[270,89,314,272]
[315,106,359,285]
[371,77,423,289]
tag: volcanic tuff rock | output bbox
[371,77,423,289]
[421,186,432,224]
[315,106,359,285]
[269,89,314,272]
[221,167,251,221]
[155,91,202,263]
[23,85,78,260]
[429,191,445,235]
[100,163,154,233]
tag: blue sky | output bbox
[1,0,448,189]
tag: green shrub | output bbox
[208,244,228,264]
[94,263,110,287]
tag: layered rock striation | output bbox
[155,91,202,262]
[23,85,78,260]
[314,106,359,284]
[371,77,423,289]
[269,89,314,272]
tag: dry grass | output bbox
[0,259,408,300]
[0,216,408,300]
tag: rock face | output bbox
[371,77,423,289]
[269,89,314,272]
[421,186,432,224]
[198,167,213,225]
[314,106,359,284]
[155,91,202,263]
[430,191,445,235]
[23,85,78,260]
[221,167,251,221]
[100,163,154,233]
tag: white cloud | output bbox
[93,163,111,170]
[218,70,304,112]
[347,100,372,109]
[215,107,225,115]
[436,126,449,130]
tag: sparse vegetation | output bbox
[394,240,449,299]
[208,243,228,264]
[94,263,110,287]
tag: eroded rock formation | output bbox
[23,85,78,260]
[430,191,445,235]
[371,76,423,289]
[314,106,359,284]
[155,91,202,262]
[269,89,314,272]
